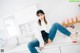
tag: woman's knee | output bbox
[53,22,60,27]
[28,42,33,48]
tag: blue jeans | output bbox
[28,23,71,53]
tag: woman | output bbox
[28,10,75,53]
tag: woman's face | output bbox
[37,13,45,20]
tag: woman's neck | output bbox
[41,19,44,22]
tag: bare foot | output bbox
[70,33,77,43]
[72,41,77,43]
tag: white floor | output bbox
[3,42,80,53]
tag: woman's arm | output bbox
[33,22,44,47]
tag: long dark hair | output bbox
[36,10,47,26]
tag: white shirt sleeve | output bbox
[33,22,44,47]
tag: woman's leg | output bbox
[49,23,71,41]
[28,39,39,53]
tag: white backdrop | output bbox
[13,5,38,25]
[3,5,38,38]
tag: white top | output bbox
[33,20,51,47]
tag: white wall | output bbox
[38,0,80,23]
[0,18,8,40]
[0,0,42,18]
[13,5,38,25]
[0,0,80,23]
[0,0,80,39]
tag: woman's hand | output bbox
[47,39,51,43]
[39,39,52,51]
[39,47,44,50]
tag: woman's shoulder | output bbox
[47,20,52,25]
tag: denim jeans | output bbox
[28,23,71,53]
